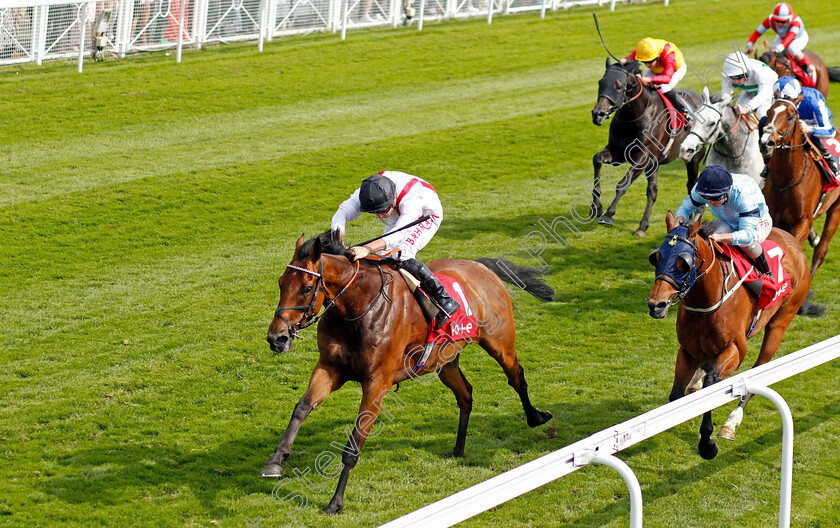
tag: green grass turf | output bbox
[1,0,840,526]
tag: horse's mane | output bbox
[610,59,641,76]
[297,230,353,260]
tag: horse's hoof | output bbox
[633,229,647,238]
[260,462,284,478]
[528,409,553,427]
[699,441,719,460]
[323,502,343,515]
[598,216,614,226]
[717,426,736,441]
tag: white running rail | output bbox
[380,333,840,528]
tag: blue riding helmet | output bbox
[694,164,733,200]
[649,225,699,299]
[774,75,801,100]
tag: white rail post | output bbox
[417,0,425,30]
[77,3,88,73]
[577,450,643,528]
[747,384,793,528]
[176,0,187,62]
[340,0,349,40]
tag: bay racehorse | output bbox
[679,87,763,183]
[648,212,809,460]
[592,58,704,237]
[264,230,554,513]
[761,98,840,282]
[757,49,829,98]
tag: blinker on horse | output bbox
[648,212,809,460]
[264,230,554,514]
[591,59,704,237]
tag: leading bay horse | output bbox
[761,98,840,283]
[757,49,830,98]
[264,230,554,514]
[648,212,809,460]
[592,59,704,237]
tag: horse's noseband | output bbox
[274,259,327,337]
[651,228,706,303]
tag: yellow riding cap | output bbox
[635,37,685,73]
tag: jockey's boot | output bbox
[754,250,776,283]
[663,90,693,130]
[815,137,840,179]
[759,159,771,181]
[401,258,461,330]
[796,53,818,86]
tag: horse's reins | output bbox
[276,256,396,337]
[680,238,753,315]
[766,98,814,191]
[689,104,756,160]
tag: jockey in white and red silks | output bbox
[745,2,817,87]
[331,171,460,329]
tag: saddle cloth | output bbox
[656,88,686,131]
[412,274,478,372]
[722,240,792,311]
[785,53,816,88]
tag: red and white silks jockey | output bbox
[745,2,817,86]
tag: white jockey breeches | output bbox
[772,30,808,56]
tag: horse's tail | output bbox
[474,258,554,302]
[827,67,840,83]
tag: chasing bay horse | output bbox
[592,58,704,237]
[264,230,554,514]
[648,212,809,460]
[679,87,763,183]
[761,98,840,282]
[757,50,830,98]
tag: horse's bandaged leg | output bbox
[718,405,744,440]
[686,367,706,394]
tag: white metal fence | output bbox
[0,0,667,66]
[380,333,840,528]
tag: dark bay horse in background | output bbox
[761,98,840,282]
[592,59,704,237]
[648,212,809,460]
[757,50,830,98]
[264,231,554,514]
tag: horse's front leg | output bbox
[635,166,659,237]
[592,147,613,219]
[261,364,345,478]
[811,201,840,280]
[699,344,743,459]
[324,377,394,514]
[601,165,644,226]
[669,347,701,402]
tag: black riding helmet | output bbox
[359,174,396,213]
[695,164,733,200]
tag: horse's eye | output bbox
[303,286,313,295]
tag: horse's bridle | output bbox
[274,258,393,337]
[601,66,644,117]
[652,232,707,305]
[688,104,754,159]
[766,98,812,190]
[274,259,358,338]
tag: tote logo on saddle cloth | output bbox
[723,239,792,311]
[428,274,479,342]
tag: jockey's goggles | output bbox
[729,73,747,81]
[699,193,727,202]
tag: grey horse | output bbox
[680,87,763,185]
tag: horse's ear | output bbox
[688,215,702,239]
[606,57,611,69]
[702,86,710,104]
[795,93,805,106]
[665,210,676,232]
[311,236,322,260]
[295,234,305,250]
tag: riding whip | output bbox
[593,13,620,62]
[356,214,432,246]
